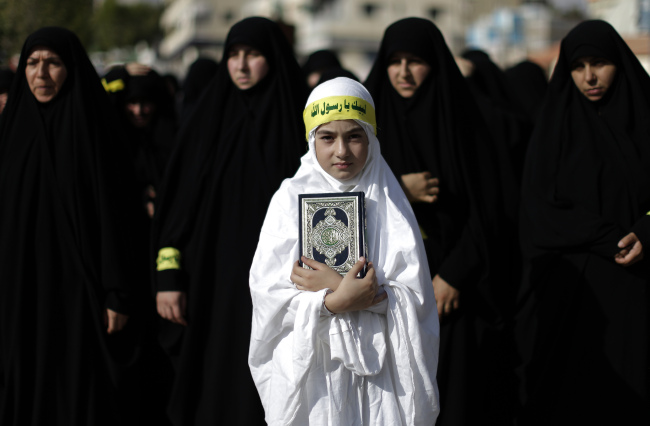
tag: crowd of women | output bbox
[0,14,647,426]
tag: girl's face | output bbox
[227,44,269,90]
[570,56,617,102]
[387,51,431,98]
[314,119,369,181]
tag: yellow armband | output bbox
[157,247,181,271]
[101,78,125,93]
[419,225,428,240]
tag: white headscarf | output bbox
[249,77,440,425]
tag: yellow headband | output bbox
[303,95,377,140]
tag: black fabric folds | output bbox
[316,67,359,85]
[153,17,307,425]
[364,17,518,426]
[461,49,534,184]
[180,57,218,125]
[0,27,140,425]
[0,69,14,92]
[302,49,341,76]
[504,60,548,123]
[517,20,650,424]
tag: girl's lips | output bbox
[334,162,351,169]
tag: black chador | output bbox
[152,17,308,425]
[364,18,518,426]
[0,27,140,425]
[517,20,650,425]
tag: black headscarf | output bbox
[364,18,518,425]
[461,49,534,182]
[301,49,341,76]
[505,60,548,122]
[316,66,359,85]
[517,20,650,424]
[153,17,307,425]
[102,66,177,192]
[180,57,218,123]
[521,20,650,260]
[0,27,139,425]
[364,18,511,294]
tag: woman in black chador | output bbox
[517,20,649,425]
[504,60,548,124]
[461,49,533,183]
[152,17,307,425]
[364,17,518,426]
[0,27,139,425]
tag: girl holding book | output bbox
[249,77,440,425]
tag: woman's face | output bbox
[570,56,617,102]
[25,46,68,103]
[124,98,157,128]
[314,119,369,181]
[227,44,270,90]
[387,51,431,98]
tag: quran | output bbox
[299,192,367,277]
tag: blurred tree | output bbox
[0,0,163,64]
[0,0,94,63]
[93,0,163,51]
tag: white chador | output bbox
[249,78,440,425]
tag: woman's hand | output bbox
[156,291,188,326]
[104,309,129,334]
[125,62,151,76]
[400,172,439,203]
[615,232,644,266]
[432,274,459,319]
[323,258,387,314]
[291,256,343,292]
[144,185,156,218]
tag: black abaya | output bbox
[364,18,518,426]
[0,27,140,426]
[517,20,650,425]
[153,17,307,425]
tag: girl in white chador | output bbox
[249,77,440,425]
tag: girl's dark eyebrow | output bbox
[316,125,363,135]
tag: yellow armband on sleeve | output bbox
[157,247,181,271]
[419,225,428,240]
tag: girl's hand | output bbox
[291,256,343,292]
[324,258,386,314]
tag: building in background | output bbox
[587,0,650,68]
[158,0,243,76]
[157,0,523,80]
[155,0,650,79]
[465,1,581,70]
